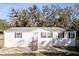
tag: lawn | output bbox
[0,47,78,56]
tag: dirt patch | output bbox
[0,47,40,56]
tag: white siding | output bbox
[4,28,76,48]
[4,32,34,48]
[52,38,75,46]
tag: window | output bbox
[47,33,53,38]
[41,32,46,38]
[15,33,22,38]
[35,32,38,35]
[58,32,64,38]
[68,32,75,38]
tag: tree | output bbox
[9,9,30,27]
[0,19,8,31]
[8,4,75,28]
[70,4,79,30]
[28,5,44,27]
[56,7,72,27]
[42,5,55,27]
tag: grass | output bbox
[38,46,79,56]
[0,52,78,56]
[41,52,66,56]
[0,47,78,56]
[65,46,79,53]
[41,52,79,56]
[0,53,36,56]
[17,47,79,56]
[22,48,79,56]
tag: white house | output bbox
[4,27,76,51]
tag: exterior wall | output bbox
[37,32,58,48]
[4,32,14,47]
[37,31,76,48]
[35,29,52,48]
[4,28,53,48]
[52,38,75,46]
[4,28,76,49]
[4,32,34,48]
[51,31,76,46]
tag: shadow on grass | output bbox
[22,53,36,56]
[65,46,79,52]
[22,47,79,56]
[41,52,79,56]
[0,53,36,56]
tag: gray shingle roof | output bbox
[4,27,66,32]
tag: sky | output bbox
[0,3,77,21]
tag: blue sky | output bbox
[0,3,76,21]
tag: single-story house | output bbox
[4,27,76,51]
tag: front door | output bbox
[28,32,38,51]
[31,36,38,51]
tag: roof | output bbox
[4,27,66,32]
